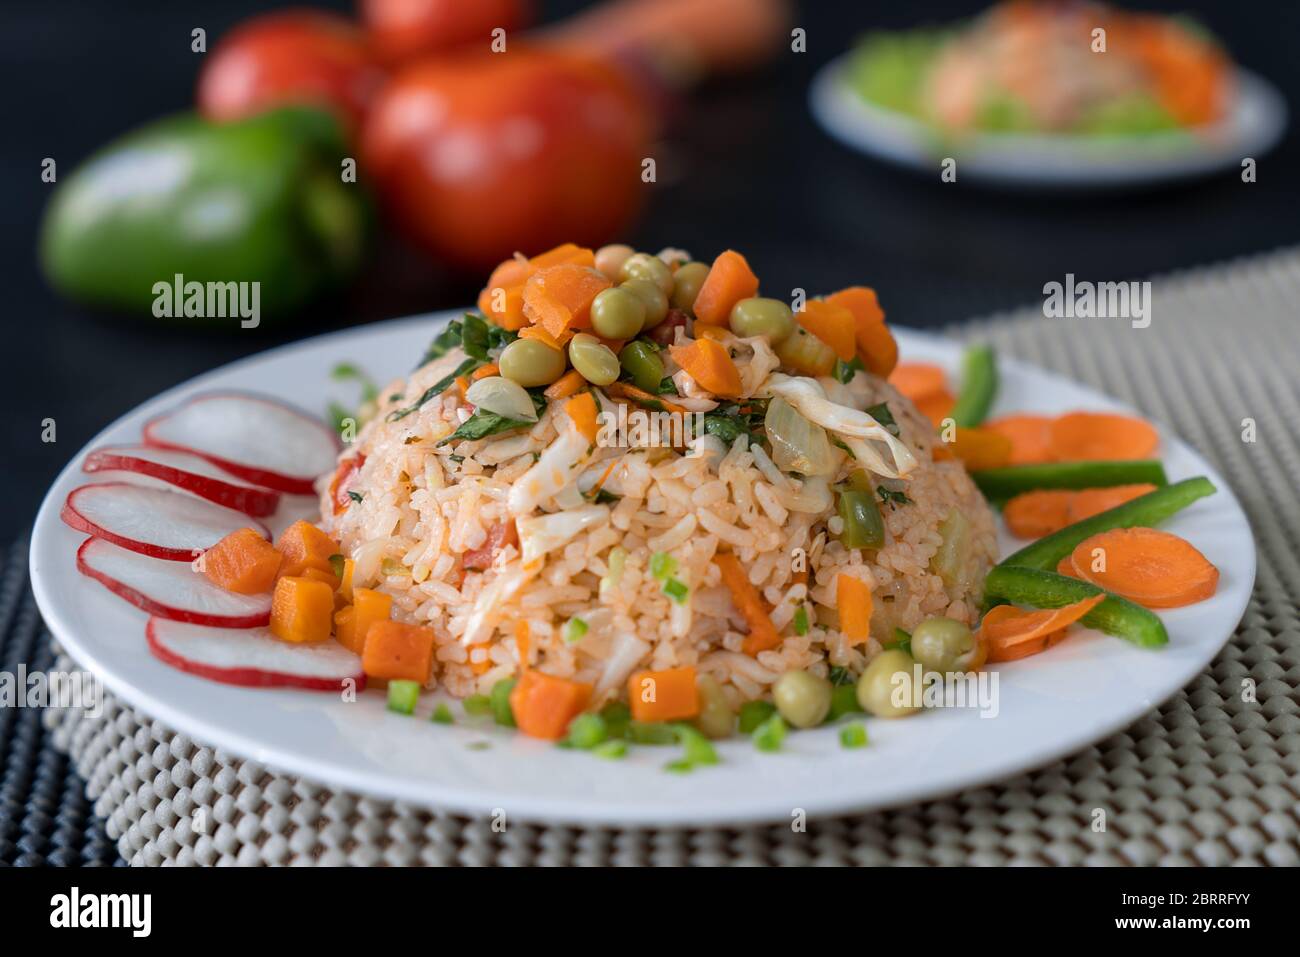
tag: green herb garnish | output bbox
[877,485,912,508]
[347,490,364,503]
[865,402,900,437]
[793,605,810,636]
[431,703,454,725]
[328,553,345,579]
[388,356,482,422]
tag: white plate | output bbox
[30,316,1255,826]
[810,55,1288,189]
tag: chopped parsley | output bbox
[877,485,912,508]
[793,605,811,636]
[865,402,901,436]
[347,490,364,503]
[834,356,865,384]
[435,391,545,447]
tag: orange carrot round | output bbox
[980,594,1104,662]
[914,388,956,427]
[949,426,1014,471]
[1068,527,1219,608]
[888,362,948,402]
[1048,411,1159,461]
[1002,490,1074,539]
[983,414,1054,465]
[1067,483,1159,523]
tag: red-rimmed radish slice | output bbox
[76,537,271,627]
[143,392,340,495]
[146,618,365,691]
[62,483,268,562]
[83,445,280,516]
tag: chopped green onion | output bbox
[328,553,345,578]
[347,490,364,504]
[827,684,863,722]
[463,694,492,716]
[387,680,420,715]
[600,701,632,739]
[431,703,454,725]
[886,628,912,655]
[599,546,627,597]
[837,488,885,549]
[592,740,627,760]
[664,759,695,773]
[490,678,517,727]
[827,665,854,686]
[793,605,810,635]
[752,714,788,752]
[676,724,719,767]
[566,713,607,749]
[627,720,678,745]
[663,578,690,603]
[649,551,677,580]
[738,700,777,734]
[563,617,589,644]
[840,723,869,749]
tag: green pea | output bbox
[498,338,566,387]
[619,252,674,295]
[910,617,980,674]
[619,340,665,393]
[693,674,735,739]
[670,262,710,314]
[568,333,620,386]
[855,649,921,718]
[590,287,646,340]
[729,297,795,343]
[772,670,833,729]
[621,279,669,329]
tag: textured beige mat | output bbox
[42,248,1300,865]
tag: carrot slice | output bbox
[949,426,1013,471]
[889,363,949,402]
[518,324,570,350]
[984,414,1054,466]
[914,388,956,427]
[604,381,688,415]
[825,286,897,377]
[1068,527,1219,608]
[509,669,593,740]
[627,666,699,722]
[986,625,1070,662]
[564,392,600,444]
[980,594,1105,662]
[715,552,781,655]
[202,527,282,595]
[471,363,499,381]
[1003,490,1075,539]
[1067,484,1159,523]
[837,574,873,647]
[544,369,586,400]
[478,257,532,331]
[692,249,759,325]
[523,263,611,339]
[1055,556,1081,579]
[796,300,857,362]
[528,242,595,271]
[1048,411,1159,461]
[669,338,742,398]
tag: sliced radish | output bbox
[62,483,268,562]
[143,392,340,495]
[146,618,365,691]
[76,537,271,627]
[83,445,280,516]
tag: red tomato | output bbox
[362,47,652,269]
[360,0,533,65]
[197,10,385,133]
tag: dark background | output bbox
[3,0,1297,543]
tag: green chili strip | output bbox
[983,565,1168,648]
[971,460,1168,500]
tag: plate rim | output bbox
[29,315,1257,826]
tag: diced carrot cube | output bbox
[338,558,355,606]
[509,670,594,740]
[362,619,435,683]
[202,527,281,595]
[270,576,335,644]
[298,565,340,590]
[334,587,393,655]
[796,300,857,362]
[277,520,339,579]
[627,666,700,722]
[528,243,595,270]
[692,250,759,325]
[523,264,611,339]
[838,574,873,646]
[826,286,898,377]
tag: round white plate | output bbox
[810,55,1288,189]
[30,316,1255,826]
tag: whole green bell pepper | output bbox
[40,106,369,325]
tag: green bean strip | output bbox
[972,459,1168,500]
[1000,475,1216,571]
[950,344,998,427]
[983,565,1168,648]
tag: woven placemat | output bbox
[37,248,1300,866]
